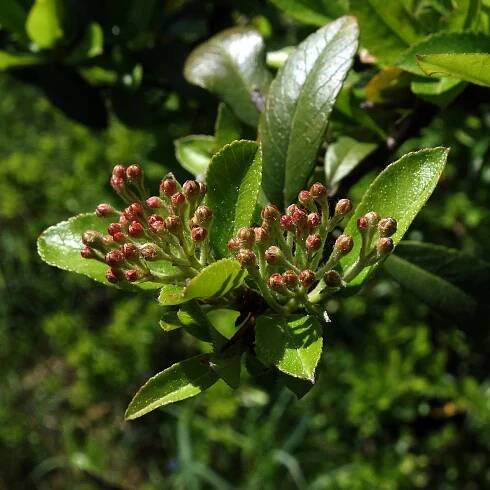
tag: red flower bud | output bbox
[171,192,186,207]
[364,211,380,227]
[261,204,280,221]
[282,270,298,289]
[125,269,140,282]
[237,227,255,248]
[357,216,368,232]
[80,246,95,259]
[299,269,315,287]
[123,243,139,259]
[128,221,144,237]
[335,199,352,216]
[265,246,282,264]
[335,234,354,254]
[324,270,342,288]
[236,249,256,267]
[96,203,117,218]
[307,212,320,229]
[108,223,122,237]
[126,164,142,181]
[110,175,125,190]
[149,220,166,234]
[160,177,177,197]
[106,268,120,284]
[291,209,308,228]
[378,217,397,237]
[298,190,312,206]
[306,234,322,252]
[227,238,240,251]
[119,214,129,226]
[286,204,301,216]
[112,164,126,178]
[194,205,213,225]
[191,226,208,242]
[280,215,294,231]
[112,232,126,243]
[148,214,164,225]
[82,230,104,248]
[182,180,199,199]
[377,237,394,255]
[268,273,285,291]
[309,182,327,199]
[140,243,161,260]
[105,249,125,266]
[165,215,181,233]
[146,196,163,208]
[254,227,269,245]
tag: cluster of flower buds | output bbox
[81,164,213,285]
[229,182,397,314]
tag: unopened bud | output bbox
[112,232,126,243]
[306,234,322,252]
[191,226,208,242]
[357,216,368,232]
[378,217,397,237]
[227,237,240,251]
[298,190,312,206]
[377,237,394,255]
[324,270,342,288]
[123,243,139,259]
[254,227,269,245]
[237,227,255,248]
[265,246,282,264]
[335,234,354,254]
[261,204,280,222]
[268,273,285,291]
[165,215,181,233]
[128,221,144,237]
[108,223,122,237]
[112,164,126,178]
[335,199,352,216]
[236,249,256,267]
[148,215,165,233]
[364,211,380,227]
[161,177,177,196]
[126,164,142,181]
[80,246,95,259]
[110,175,125,190]
[182,180,199,199]
[280,215,294,231]
[140,243,161,260]
[105,249,125,266]
[106,268,120,284]
[125,269,140,282]
[307,212,320,229]
[124,202,143,220]
[96,203,117,218]
[299,269,315,287]
[82,230,104,248]
[283,270,298,289]
[291,209,308,228]
[171,192,186,207]
[198,182,207,195]
[286,204,301,216]
[194,205,213,225]
[309,182,327,199]
[146,196,163,208]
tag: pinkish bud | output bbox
[149,220,166,234]
[237,227,255,248]
[268,273,285,291]
[236,249,256,267]
[80,246,95,259]
[128,221,144,237]
[309,182,327,199]
[377,237,394,255]
[286,204,301,216]
[364,211,380,227]
[291,209,308,228]
[119,214,129,226]
[261,204,280,221]
[227,238,240,251]
[160,177,177,196]
[146,196,163,208]
[125,269,140,282]
[280,215,294,231]
[182,180,199,199]
[307,212,320,229]
[194,205,213,225]
[110,175,125,190]
[112,232,126,243]
[299,269,315,287]
[171,192,186,207]
[96,203,117,218]
[126,164,142,181]
[254,227,269,245]
[112,164,126,178]
[105,249,125,266]
[306,234,322,252]
[282,270,298,289]
[335,234,354,254]
[106,268,120,284]
[357,216,368,232]
[298,190,312,206]
[324,270,342,288]
[191,226,208,242]
[165,215,181,233]
[378,217,397,237]
[335,199,352,216]
[140,243,161,260]
[265,246,282,264]
[148,214,164,225]
[108,223,122,237]
[123,243,139,259]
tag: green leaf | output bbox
[184,28,271,126]
[214,103,243,151]
[384,252,476,319]
[206,140,262,257]
[125,355,219,420]
[174,135,215,177]
[397,32,490,75]
[0,0,27,34]
[260,17,358,207]
[206,308,240,339]
[37,213,174,290]
[255,315,323,382]
[159,310,183,332]
[324,136,377,189]
[0,50,42,70]
[26,0,64,49]
[158,284,187,305]
[270,0,349,26]
[340,147,449,286]
[211,349,242,389]
[281,373,314,399]
[410,76,465,107]
[65,23,103,64]
[417,53,490,87]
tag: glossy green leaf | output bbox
[270,0,349,26]
[324,136,377,189]
[37,213,175,290]
[206,308,240,340]
[214,103,243,151]
[125,355,219,420]
[184,28,271,126]
[398,32,490,75]
[340,147,449,286]
[410,77,465,107]
[158,284,187,305]
[26,0,64,49]
[174,135,215,177]
[255,315,323,382]
[260,17,358,207]
[0,50,42,70]
[385,252,476,319]
[65,23,103,64]
[417,53,490,87]
[159,310,183,332]
[0,0,27,34]
[206,140,262,257]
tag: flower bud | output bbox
[126,164,142,181]
[237,227,255,248]
[112,164,126,178]
[335,234,354,254]
[106,268,120,284]
[307,212,320,229]
[125,269,140,282]
[171,192,186,207]
[165,215,181,233]
[110,175,125,190]
[261,204,280,222]
[335,199,352,216]
[124,202,143,220]
[191,226,208,242]
[377,237,394,255]
[96,203,117,218]
[105,249,125,266]
[108,223,122,237]
[309,182,327,199]
[357,216,368,232]
[82,230,104,248]
[378,217,397,237]
[306,234,322,252]
[146,196,163,208]
[198,182,207,195]
[291,209,308,228]
[265,246,282,264]
[282,270,298,289]
[286,204,301,216]
[80,246,95,259]
[194,205,213,225]
[324,270,342,288]
[140,243,161,260]
[149,219,166,234]
[123,243,139,259]
[364,211,380,227]
[299,269,315,288]
[236,249,256,267]
[128,221,144,237]
[227,237,240,251]
[268,273,285,291]
[298,190,312,206]
[182,180,199,199]
[160,177,177,197]
[280,215,294,232]
[112,232,126,243]
[254,227,269,245]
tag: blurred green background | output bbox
[1,1,489,489]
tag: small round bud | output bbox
[198,182,207,195]
[191,226,208,242]
[307,212,320,229]
[124,202,143,220]
[110,175,124,190]
[306,234,322,252]
[335,234,354,254]
[165,215,181,233]
[112,232,126,243]
[364,211,380,227]
[194,205,213,225]
[268,273,285,291]
[106,268,120,284]
[82,230,104,248]
[254,227,269,245]
[280,215,294,231]
[261,204,280,222]
[377,237,394,255]
[123,243,139,259]
[119,214,129,226]
[335,199,352,216]
[108,223,122,237]
[298,190,312,206]
[96,203,117,218]
[227,237,240,251]
[171,192,186,207]
[105,249,125,266]
[146,196,163,208]
[286,204,301,216]
[357,216,368,232]
[149,220,166,234]
[128,221,144,237]
[126,164,142,181]
[291,208,308,226]
[378,217,397,237]
[324,270,342,288]
[112,164,126,178]
[309,182,327,199]
[237,227,255,248]
[161,177,177,196]
[265,246,282,264]
[148,214,164,225]
[140,243,161,260]
[282,270,298,289]
[182,180,199,199]
[80,246,95,259]
[236,249,256,267]
[125,269,140,282]
[299,269,315,288]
